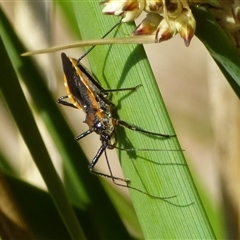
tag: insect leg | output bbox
[57,96,78,109]
[101,84,142,94]
[103,150,183,203]
[117,119,175,138]
[75,129,94,141]
[89,143,129,183]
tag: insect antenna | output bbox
[21,18,122,56]
[77,18,122,63]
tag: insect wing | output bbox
[75,56,115,111]
[76,61,115,110]
[61,52,97,111]
[77,61,104,95]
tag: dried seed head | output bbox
[165,0,183,18]
[102,0,196,46]
[145,0,164,13]
[155,17,177,42]
[133,13,163,35]
[101,0,145,22]
[175,9,196,46]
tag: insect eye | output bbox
[94,122,104,133]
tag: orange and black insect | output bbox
[58,52,176,197]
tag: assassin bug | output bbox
[58,52,178,199]
[22,21,184,201]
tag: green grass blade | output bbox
[0,147,16,175]
[71,1,216,238]
[0,32,86,240]
[2,173,71,239]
